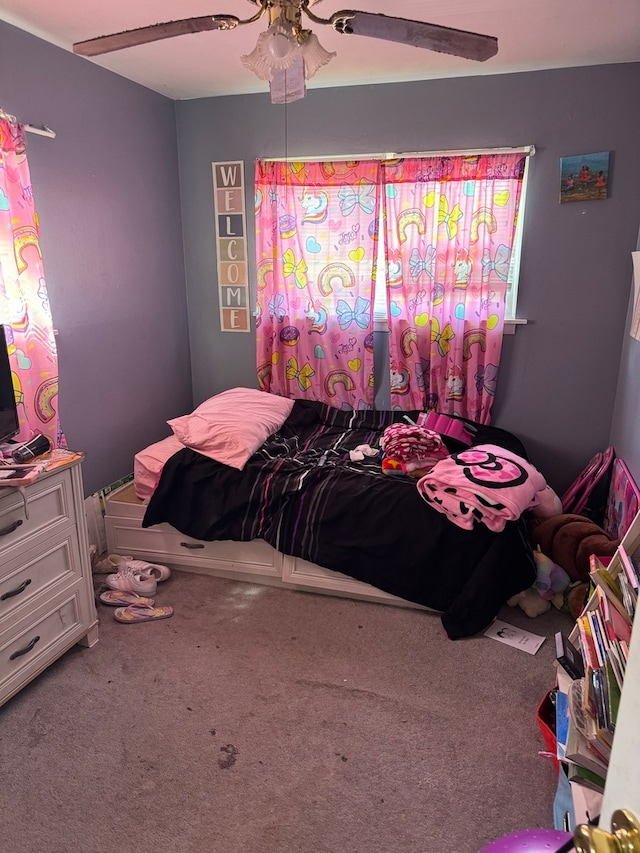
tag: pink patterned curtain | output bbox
[382,153,526,423]
[0,118,65,447]
[255,159,381,410]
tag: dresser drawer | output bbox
[0,469,75,561]
[0,593,85,703]
[0,533,82,626]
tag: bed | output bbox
[133,391,540,639]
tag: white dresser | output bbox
[0,458,98,707]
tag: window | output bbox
[254,148,532,419]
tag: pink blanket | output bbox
[416,444,550,532]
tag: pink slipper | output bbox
[113,603,174,624]
[99,590,155,607]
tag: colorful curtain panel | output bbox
[255,159,381,410]
[382,153,526,422]
[0,118,64,447]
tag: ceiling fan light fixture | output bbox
[241,21,301,80]
[241,19,336,98]
[299,31,336,80]
[268,31,296,61]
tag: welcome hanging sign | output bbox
[212,160,250,332]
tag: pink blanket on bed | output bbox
[416,444,550,532]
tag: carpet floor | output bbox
[0,569,572,853]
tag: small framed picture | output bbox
[560,151,610,203]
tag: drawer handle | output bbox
[0,578,32,600]
[9,635,41,660]
[180,541,205,550]
[0,518,23,537]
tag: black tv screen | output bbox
[0,324,20,445]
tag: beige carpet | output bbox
[0,570,572,853]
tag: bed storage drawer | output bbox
[282,555,425,608]
[105,515,282,578]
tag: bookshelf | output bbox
[553,507,640,829]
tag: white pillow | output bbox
[167,387,294,470]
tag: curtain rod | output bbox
[25,123,56,139]
[0,108,56,139]
[264,145,535,163]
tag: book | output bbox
[607,639,626,691]
[567,762,606,793]
[565,713,609,777]
[555,688,570,760]
[586,610,608,667]
[555,631,585,679]
[568,675,612,759]
[589,552,614,574]
[576,615,599,670]
[618,545,639,590]
[617,572,637,620]
[588,563,632,626]
[603,658,621,730]
[590,667,610,732]
[483,619,545,654]
[596,586,632,644]
[0,462,48,487]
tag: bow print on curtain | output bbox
[382,152,526,423]
[255,159,381,410]
[0,118,65,447]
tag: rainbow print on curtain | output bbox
[254,159,381,410]
[0,117,65,448]
[382,152,526,423]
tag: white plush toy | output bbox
[507,546,571,617]
[530,484,564,518]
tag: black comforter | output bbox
[143,400,536,639]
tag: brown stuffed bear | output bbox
[530,513,619,582]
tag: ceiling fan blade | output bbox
[72,15,241,57]
[329,11,498,62]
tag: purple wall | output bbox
[176,65,640,493]
[611,227,640,486]
[3,15,640,496]
[0,21,192,494]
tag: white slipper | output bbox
[105,568,157,597]
[124,559,171,582]
[95,554,171,582]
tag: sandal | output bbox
[113,603,174,624]
[99,590,155,607]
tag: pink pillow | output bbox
[167,388,294,470]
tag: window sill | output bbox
[504,318,528,335]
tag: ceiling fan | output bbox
[72,0,498,104]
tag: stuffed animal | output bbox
[507,546,571,617]
[529,512,618,581]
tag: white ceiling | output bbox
[1,0,639,101]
